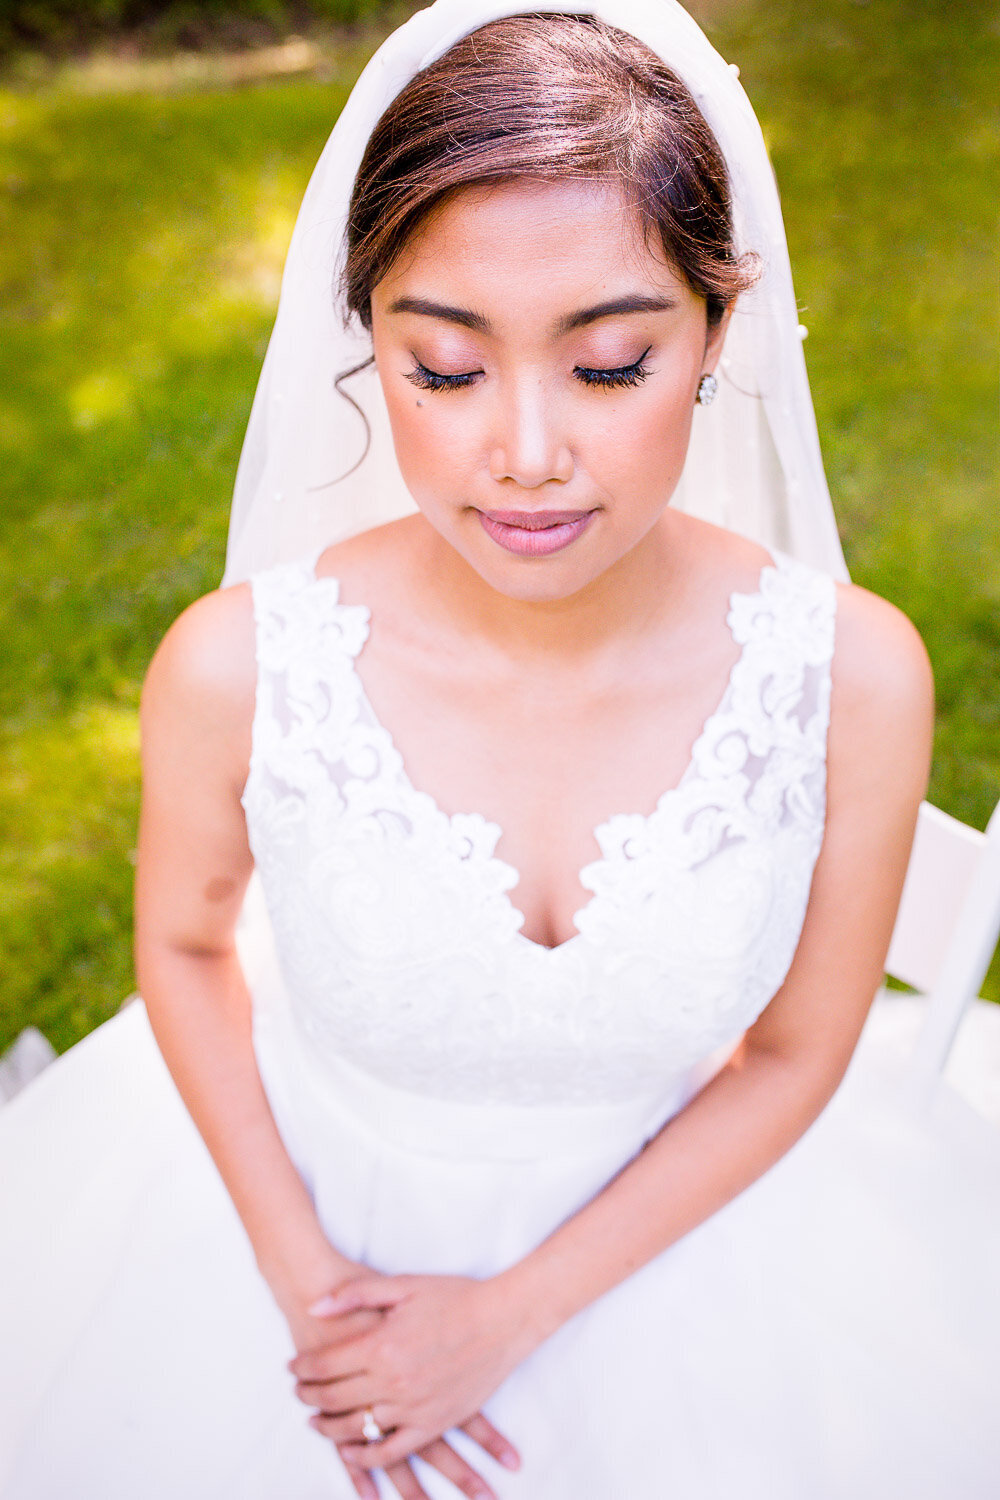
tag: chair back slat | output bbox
[885,799,1000,1093]
[886,804,985,992]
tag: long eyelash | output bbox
[405,351,653,393]
[575,348,653,391]
[405,361,482,392]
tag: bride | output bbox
[2,4,998,1498]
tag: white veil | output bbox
[222,0,848,586]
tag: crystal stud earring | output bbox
[696,373,719,407]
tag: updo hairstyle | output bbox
[343,13,758,331]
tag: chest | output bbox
[246,553,835,953]
[242,555,835,1103]
[346,627,746,948]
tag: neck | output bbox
[407,509,692,668]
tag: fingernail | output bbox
[499,1450,520,1470]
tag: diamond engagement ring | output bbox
[361,1408,384,1443]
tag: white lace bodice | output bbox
[243,552,836,1106]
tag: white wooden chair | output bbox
[869,797,1000,1121]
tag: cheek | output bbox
[381,387,437,488]
[585,385,696,489]
[380,378,476,500]
[372,334,438,494]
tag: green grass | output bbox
[0,1,392,54]
[1,0,997,1055]
[728,0,999,829]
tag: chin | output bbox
[466,550,606,605]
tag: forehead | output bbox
[372,178,690,313]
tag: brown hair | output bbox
[343,13,758,331]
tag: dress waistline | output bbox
[241,890,726,1165]
[254,1002,688,1164]
[308,1043,684,1161]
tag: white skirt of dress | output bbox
[2,973,999,1500]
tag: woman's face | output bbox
[370,178,729,602]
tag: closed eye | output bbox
[405,361,483,392]
[575,347,653,390]
[405,348,654,393]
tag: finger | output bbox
[294,1372,372,1413]
[460,1413,521,1472]
[416,1436,498,1500]
[289,1339,371,1383]
[310,1403,395,1445]
[382,1459,432,1500]
[309,1275,414,1319]
[310,1411,349,1443]
[340,1426,426,1470]
[343,1459,380,1500]
[305,1307,384,1345]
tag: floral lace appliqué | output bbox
[242,553,836,1106]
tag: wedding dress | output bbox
[2,2,999,1495]
[2,547,998,1498]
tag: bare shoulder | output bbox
[827,580,934,808]
[315,515,439,618]
[832,579,934,729]
[137,586,257,932]
[141,581,256,737]
[316,516,419,582]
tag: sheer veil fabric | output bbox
[222,0,848,586]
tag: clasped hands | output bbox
[289,1270,530,1500]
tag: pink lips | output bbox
[477,508,596,557]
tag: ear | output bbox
[702,302,734,374]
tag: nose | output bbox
[488,379,573,488]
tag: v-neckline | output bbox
[310,552,780,956]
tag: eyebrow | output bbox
[386,292,677,337]
[555,294,678,334]
[386,296,491,333]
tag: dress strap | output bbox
[725,551,837,747]
[729,552,837,653]
[248,560,371,688]
[243,558,372,804]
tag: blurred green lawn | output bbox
[1,0,997,1055]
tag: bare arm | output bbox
[136,587,517,1499]
[495,585,935,1345]
[295,583,936,1472]
[135,586,350,1322]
